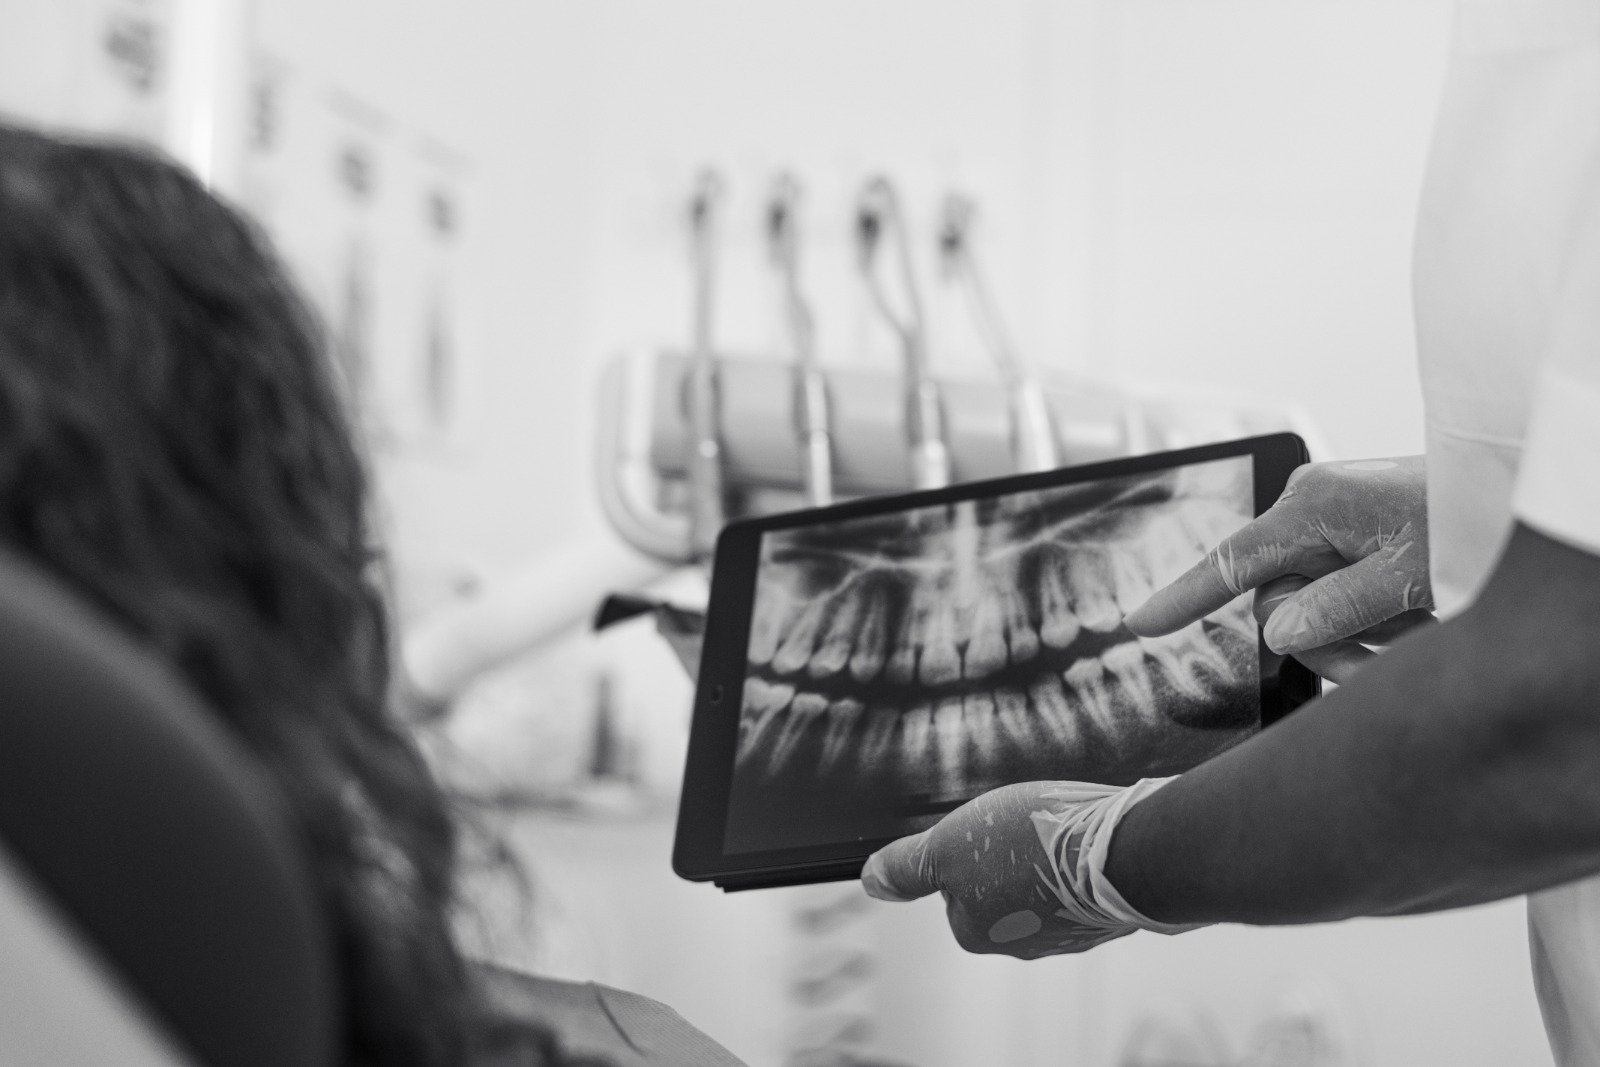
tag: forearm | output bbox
[1106,524,1600,925]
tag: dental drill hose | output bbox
[858,177,950,491]
[797,370,833,506]
[687,170,725,559]
[907,380,950,492]
[769,174,834,506]
[939,194,1059,474]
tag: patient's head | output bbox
[0,126,527,1065]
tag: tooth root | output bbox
[1137,631,1211,701]
[919,598,962,687]
[819,698,864,775]
[1064,658,1118,735]
[1182,501,1250,559]
[809,581,866,679]
[1037,551,1082,650]
[1146,511,1207,590]
[992,687,1043,756]
[1028,674,1083,751]
[886,586,925,686]
[962,592,1008,681]
[1210,599,1257,643]
[1067,548,1124,632]
[737,679,794,765]
[933,698,967,795]
[849,583,891,683]
[962,692,1002,780]
[772,596,830,676]
[857,705,901,779]
[768,693,828,777]
[899,703,936,792]
[748,585,793,666]
[1185,622,1238,681]
[1102,642,1158,722]
[1110,549,1157,619]
[1138,622,1236,700]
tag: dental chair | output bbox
[0,550,339,1066]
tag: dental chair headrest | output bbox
[0,549,340,1067]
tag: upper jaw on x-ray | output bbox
[733,459,1259,834]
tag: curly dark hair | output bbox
[0,125,559,1065]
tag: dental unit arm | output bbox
[403,178,1324,707]
[769,174,834,508]
[859,177,951,492]
[940,193,1061,474]
[685,170,727,560]
[595,350,1320,566]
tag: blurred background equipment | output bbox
[593,171,1316,568]
[769,173,835,508]
[685,168,730,560]
[857,175,949,492]
[0,1,1551,1065]
[939,192,1060,474]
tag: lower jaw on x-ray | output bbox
[722,456,1259,855]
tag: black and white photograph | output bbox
[727,457,1258,852]
[3,1,1597,1064]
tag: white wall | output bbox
[1087,0,1445,463]
[247,0,1446,612]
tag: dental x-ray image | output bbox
[724,456,1259,854]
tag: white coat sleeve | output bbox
[1511,162,1600,558]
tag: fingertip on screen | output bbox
[1120,598,1176,637]
[860,854,915,902]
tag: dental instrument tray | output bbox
[673,433,1319,891]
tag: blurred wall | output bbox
[251,0,1447,606]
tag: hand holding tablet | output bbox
[859,777,1206,957]
[674,434,1319,891]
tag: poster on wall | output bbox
[0,0,173,144]
[242,51,479,459]
[242,59,394,450]
[78,0,173,145]
[391,139,477,454]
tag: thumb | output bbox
[861,830,938,902]
[1263,542,1427,654]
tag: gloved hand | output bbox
[859,779,1203,958]
[1122,456,1434,684]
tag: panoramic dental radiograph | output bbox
[724,456,1259,854]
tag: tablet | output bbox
[674,433,1318,890]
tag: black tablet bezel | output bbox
[673,432,1317,890]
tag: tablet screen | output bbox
[724,454,1258,855]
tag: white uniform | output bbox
[1417,0,1600,1060]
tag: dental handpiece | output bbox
[768,174,834,506]
[939,194,1060,474]
[858,177,950,491]
[686,170,725,559]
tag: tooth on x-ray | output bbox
[849,582,891,682]
[809,580,866,678]
[1036,552,1081,649]
[729,457,1262,847]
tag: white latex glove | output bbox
[1123,456,1434,684]
[859,779,1203,958]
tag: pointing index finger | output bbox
[861,830,937,902]
[1122,515,1303,637]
